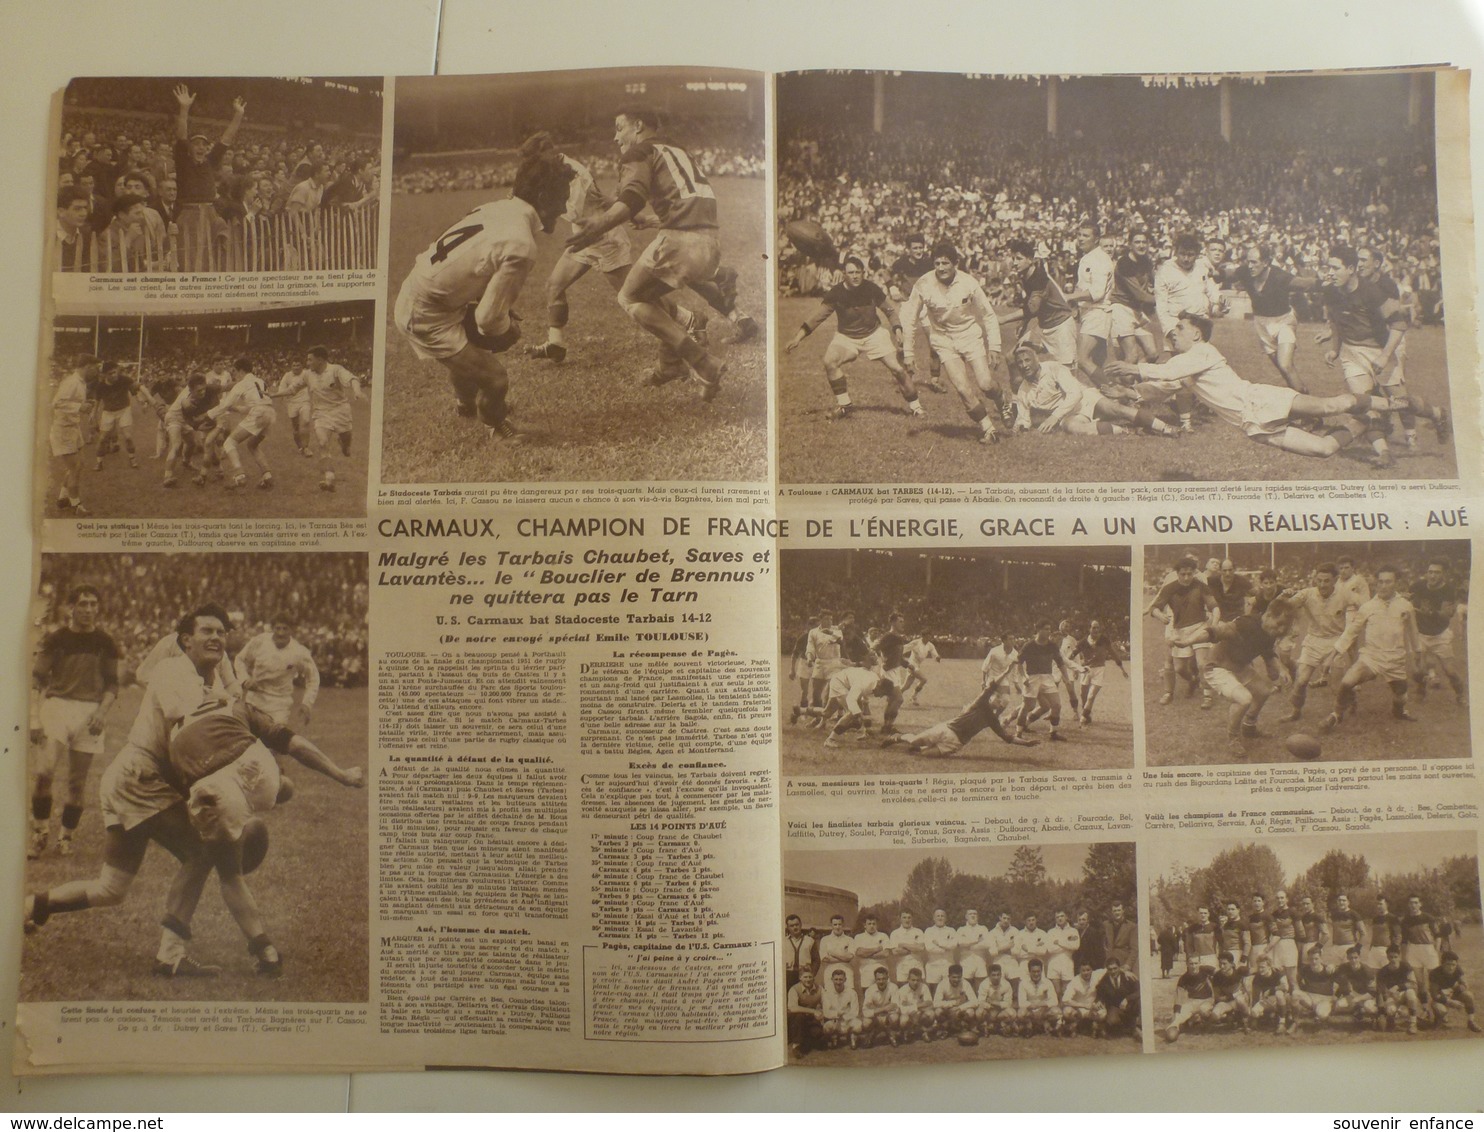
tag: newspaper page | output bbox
[775,67,1484,1065]
[18,67,783,1076]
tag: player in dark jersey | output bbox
[1003,239,1078,370]
[1165,963,1216,1041]
[1297,895,1330,966]
[1355,244,1446,450]
[1069,622,1128,725]
[883,682,1039,757]
[786,621,815,724]
[1215,902,1249,967]
[1184,908,1220,970]
[1326,894,1368,966]
[1410,558,1467,704]
[1247,894,1274,967]
[1015,620,1076,742]
[171,84,247,271]
[1426,951,1482,1032]
[889,234,945,391]
[1246,953,1294,1034]
[1220,243,1318,391]
[1110,229,1158,362]
[1146,556,1219,708]
[1334,947,1379,1025]
[568,106,737,401]
[1293,948,1343,1030]
[91,362,141,471]
[1374,946,1424,1032]
[1210,952,1252,1029]
[785,256,922,421]
[28,585,119,858]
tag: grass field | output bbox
[1140,613,1471,766]
[381,178,768,484]
[45,399,372,519]
[19,685,369,1003]
[781,656,1134,776]
[776,303,1457,485]
[790,1023,1137,1066]
[1148,924,1484,1053]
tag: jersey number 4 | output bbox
[430,223,482,264]
[653,144,715,201]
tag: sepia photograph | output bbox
[19,552,369,1003]
[43,301,373,519]
[1141,540,1470,766]
[780,547,1134,776]
[776,69,1457,485]
[1147,832,1483,1052]
[784,842,1141,1063]
[55,76,382,274]
[382,67,768,483]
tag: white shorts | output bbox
[631,228,721,292]
[1239,381,1300,437]
[234,403,275,438]
[1270,938,1300,969]
[1205,664,1266,701]
[313,402,354,435]
[287,395,311,422]
[1255,310,1298,356]
[99,406,134,432]
[1418,629,1454,661]
[930,328,992,366]
[395,276,468,362]
[1297,633,1340,670]
[958,954,989,980]
[187,741,281,843]
[565,227,633,274]
[1024,673,1058,698]
[40,696,105,756]
[100,743,181,831]
[880,665,912,692]
[824,326,897,366]
[1353,650,1408,684]
[1066,384,1104,425]
[1047,953,1076,982]
[1080,663,1106,689]
[1080,306,1112,341]
[50,422,83,457]
[1111,304,1152,340]
[1040,319,1077,366]
[808,657,846,682]
[1403,943,1439,973]
[906,722,963,757]
[1338,343,1395,390]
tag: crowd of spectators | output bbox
[57,80,381,271]
[37,554,369,689]
[781,559,1131,658]
[393,116,764,194]
[777,118,1443,319]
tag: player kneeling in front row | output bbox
[1059,961,1108,1037]
[1105,312,1395,458]
[894,967,938,1042]
[785,256,924,421]
[821,968,863,1050]
[932,963,983,1039]
[1427,950,1483,1032]
[861,966,902,1047]
[1018,959,1062,1035]
[1007,343,1175,438]
[395,149,576,443]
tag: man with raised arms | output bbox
[785,255,922,421]
[900,242,1005,444]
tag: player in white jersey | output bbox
[901,634,940,705]
[1107,313,1391,457]
[1008,344,1175,437]
[274,365,314,456]
[517,135,720,363]
[235,618,320,728]
[1154,233,1224,333]
[206,356,276,490]
[1066,223,1117,383]
[394,149,575,443]
[899,243,1005,443]
[276,346,364,492]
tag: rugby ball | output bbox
[784,219,840,266]
[956,1030,980,1046]
[239,817,269,875]
[1284,732,1322,761]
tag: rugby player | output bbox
[817,914,856,988]
[785,255,922,420]
[889,234,946,390]
[206,356,276,490]
[1007,343,1175,437]
[1015,620,1076,741]
[1071,621,1129,724]
[1145,555,1218,708]
[890,911,928,987]
[1004,238,1077,368]
[1409,558,1467,705]
[786,967,825,1056]
[902,632,940,705]
[274,346,364,492]
[1165,959,1215,1041]
[852,915,892,992]
[893,967,935,1042]
[1110,229,1159,362]
[50,355,99,514]
[900,242,1006,443]
[395,149,575,442]
[821,968,862,1049]
[28,585,119,858]
[922,908,958,993]
[1220,243,1318,391]
[566,107,735,400]
[881,680,1038,757]
[1426,950,1482,1032]
[234,616,319,728]
[1320,565,1420,733]
[1017,958,1061,1036]
[1280,563,1351,722]
[1246,952,1294,1034]
[861,966,901,1046]
[1374,945,1424,1033]
[91,362,141,472]
[932,963,982,1035]
[1200,597,1296,758]
[1065,222,1117,383]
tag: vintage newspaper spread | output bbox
[13,64,1484,1077]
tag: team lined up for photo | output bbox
[784,904,1141,1054]
[1163,891,1479,1040]
[787,225,1448,464]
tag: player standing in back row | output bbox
[566,106,736,401]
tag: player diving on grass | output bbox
[394,148,576,443]
[881,679,1040,757]
[517,132,753,364]
[784,255,923,420]
[1006,343,1176,438]
[564,105,747,401]
[1104,311,1398,458]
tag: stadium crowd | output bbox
[778,123,1443,320]
[35,554,369,689]
[57,79,381,272]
